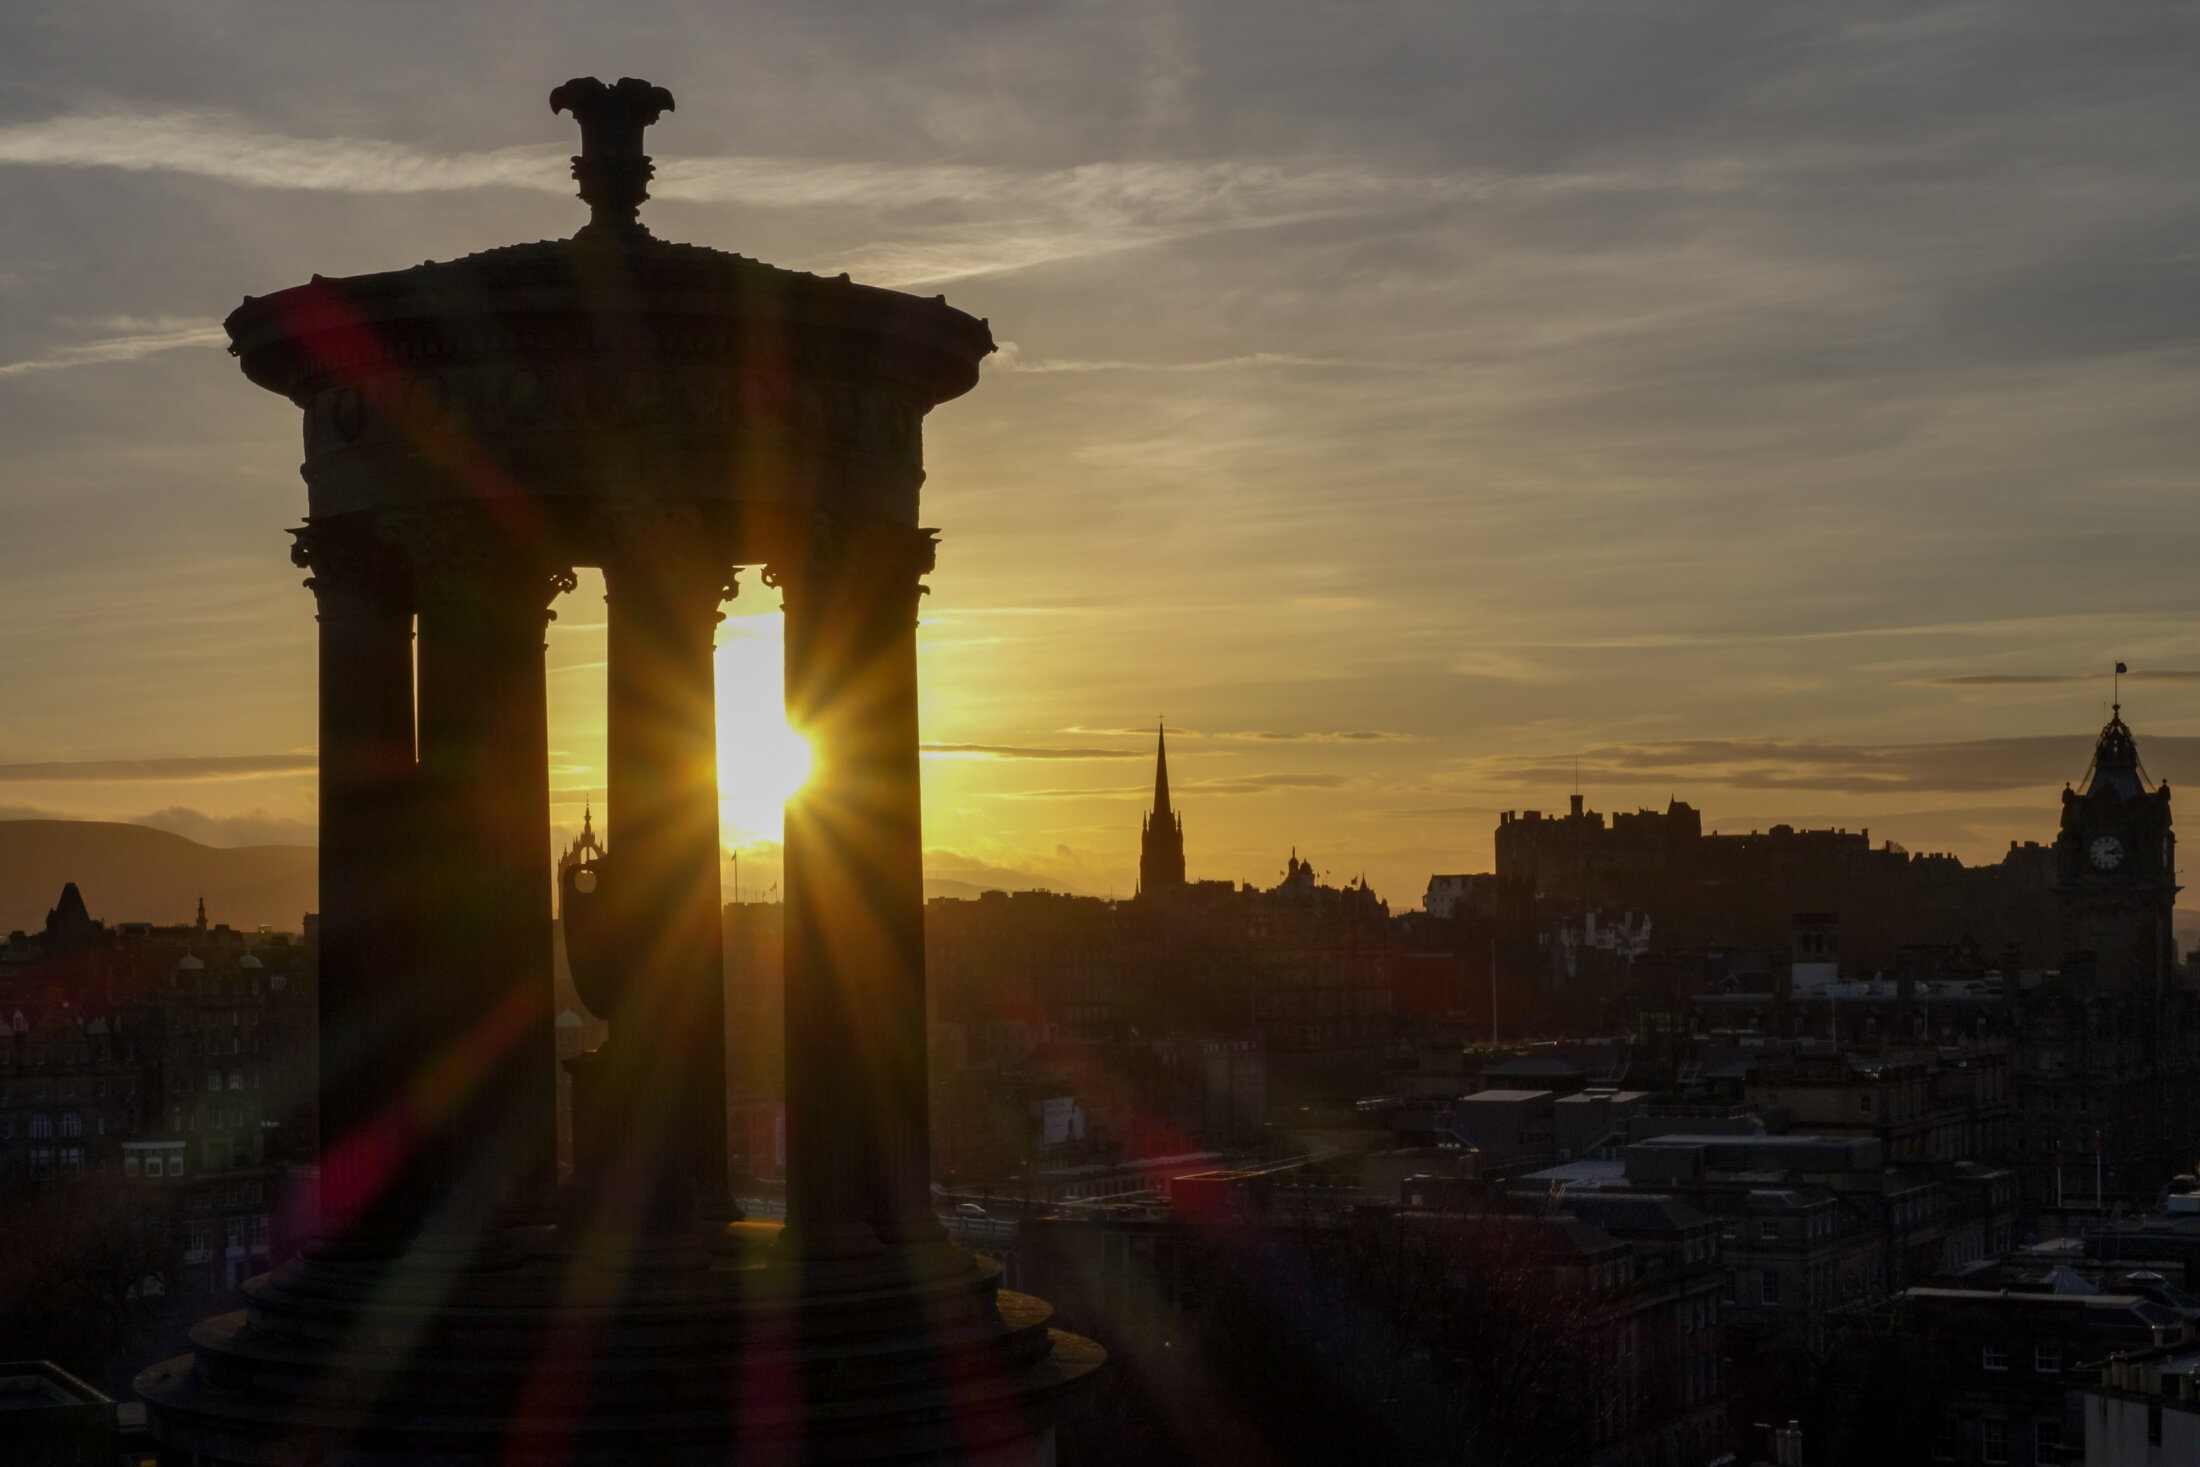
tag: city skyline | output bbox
[8,7,2200,905]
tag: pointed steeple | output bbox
[1138,720,1186,894]
[195,896,208,933]
[44,883,101,950]
[1152,722,1173,819]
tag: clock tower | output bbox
[2055,705,2177,990]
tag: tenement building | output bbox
[0,890,316,1297]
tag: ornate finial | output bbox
[549,76,676,236]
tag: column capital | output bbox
[592,500,737,610]
[763,516,937,615]
[378,506,575,619]
[289,518,408,605]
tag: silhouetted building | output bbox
[1490,795,2057,973]
[2000,709,2200,1206]
[2054,704,2177,994]
[41,885,102,953]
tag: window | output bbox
[166,1154,184,1177]
[59,1146,83,1174]
[250,1214,270,1253]
[59,1111,82,1138]
[207,1072,221,1093]
[1761,1271,1780,1305]
[185,1223,211,1263]
[1721,1272,1736,1305]
[1861,1093,1873,1112]
[124,1154,140,1177]
[2035,1420,2061,1462]
[1982,1345,2009,1371]
[1930,1428,1957,1462]
[2034,1344,2061,1374]
[28,1147,52,1175]
[228,1070,243,1091]
[1982,1418,2008,1464]
[1761,1220,1780,1241]
[27,1113,51,1140]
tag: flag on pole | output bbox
[2116,661,2128,674]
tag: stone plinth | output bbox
[140,1225,1098,1465]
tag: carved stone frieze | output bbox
[305,365,923,471]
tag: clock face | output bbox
[2089,835,2126,872]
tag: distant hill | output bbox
[0,821,315,934]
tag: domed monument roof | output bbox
[222,76,994,541]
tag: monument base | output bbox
[137,1223,1101,1465]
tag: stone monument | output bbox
[137,76,1100,1464]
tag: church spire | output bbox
[1152,722,1172,819]
[1139,720,1186,894]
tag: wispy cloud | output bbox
[0,316,227,376]
[1213,729,1409,743]
[990,342,1383,375]
[1056,726,1407,743]
[0,108,1633,286]
[0,111,563,194]
[988,784,1150,801]
[1466,734,2190,797]
[1190,772,1356,795]
[921,742,1143,759]
[0,754,315,782]
[978,769,1369,798]
[135,806,315,846]
[1911,670,2200,687]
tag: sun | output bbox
[715,614,811,844]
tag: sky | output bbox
[4,4,2200,909]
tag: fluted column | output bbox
[597,503,736,1230]
[391,507,570,1243]
[292,516,420,1257]
[774,516,944,1260]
